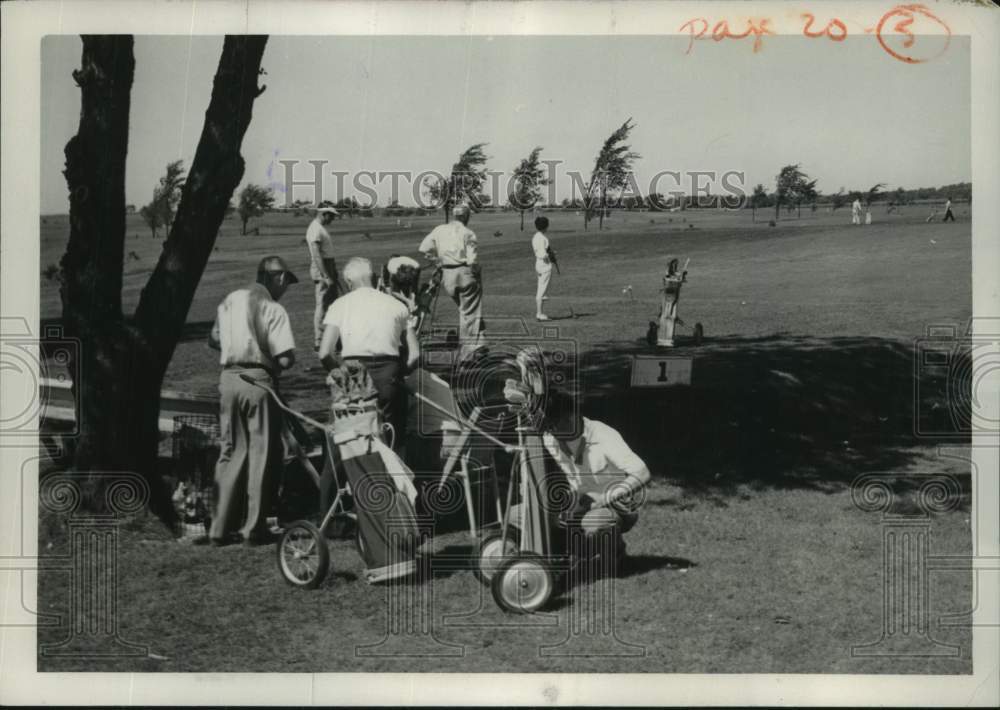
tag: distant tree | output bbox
[893,187,906,206]
[585,117,640,230]
[646,193,667,211]
[385,199,403,217]
[798,179,818,217]
[156,160,186,224]
[237,183,274,235]
[424,142,490,223]
[334,196,359,218]
[509,147,550,231]
[773,164,812,221]
[864,182,886,208]
[139,203,162,238]
[830,188,847,211]
[289,198,311,216]
[139,160,186,238]
[749,183,769,222]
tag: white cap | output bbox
[316,205,340,215]
[386,255,420,274]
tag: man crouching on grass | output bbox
[540,390,651,561]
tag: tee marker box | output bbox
[630,355,693,387]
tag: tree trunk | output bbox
[774,201,780,221]
[520,210,524,232]
[752,206,756,223]
[60,35,269,524]
[598,188,606,230]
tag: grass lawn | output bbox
[37,205,975,672]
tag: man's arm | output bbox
[318,323,341,372]
[418,232,437,265]
[465,231,478,265]
[404,324,420,373]
[588,424,651,508]
[265,305,296,371]
[274,350,295,371]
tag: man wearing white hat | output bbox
[382,255,421,316]
[418,204,485,359]
[306,205,340,350]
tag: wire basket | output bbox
[171,414,220,540]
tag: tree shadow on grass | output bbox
[575,334,971,495]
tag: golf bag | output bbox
[325,360,420,584]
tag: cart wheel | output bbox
[491,553,555,614]
[276,520,329,589]
[354,526,367,562]
[693,322,704,345]
[474,528,520,586]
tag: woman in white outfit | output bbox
[531,216,553,321]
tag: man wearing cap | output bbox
[208,256,298,545]
[318,257,420,452]
[545,391,650,557]
[418,204,485,359]
[306,205,340,350]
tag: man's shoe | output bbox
[210,534,240,548]
[536,314,550,321]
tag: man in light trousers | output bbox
[208,256,298,546]
[419,203,485,359]
[306,205,340,350]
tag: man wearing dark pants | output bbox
[208,256,298,546]
[318,256,420,452]
[943,198,956,222]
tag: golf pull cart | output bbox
[474,418,630,615]
[646,256,703,348]
[241,373,421,588]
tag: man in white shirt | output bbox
[541,391,651,539]
[306,205,340,350]
[208,256,298,546]
[851,198,862,225]
[943,198,956,222]
[318,257,420,451]
[418,203,485,359]
[531,216,553,321]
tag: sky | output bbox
[40,34,970,214]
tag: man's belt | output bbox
[440,263,471,269]
[346,355,400,364]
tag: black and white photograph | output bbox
[1,0,998,705]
